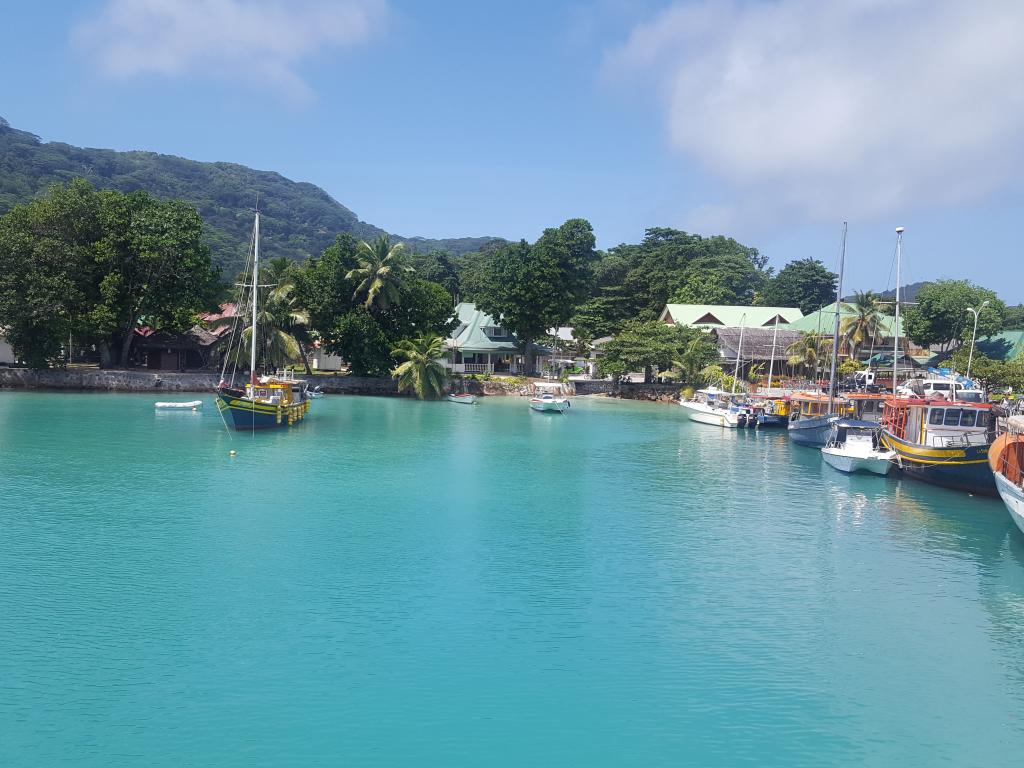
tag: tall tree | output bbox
[902,280,1005,350]
[840,291,884,358]
[477,219,597,373]
[762,258,838,315]
[0,179,219,368]
[391,333,449,399]
[347,235,412,311]
[598,320,715,383]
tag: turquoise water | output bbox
[2,392,1024,766]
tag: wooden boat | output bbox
[821,421,895,476]
[214,211,311,431]
[753,396,789,428]
[880,397,996,496]
[155,400,203,410]
[989,415,1024,535]
[446,392,478,405]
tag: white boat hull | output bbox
[447,393,478,404]
[994,471,1024,537]
[155,400,203,409]
[821,446,894,476]
[530,399,569,412]
[679,400,734,427]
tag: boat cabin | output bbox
[882,398,993,448]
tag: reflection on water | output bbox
[1,392,1023,767]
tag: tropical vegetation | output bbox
[391,333,449,399]
[840,291,884,358]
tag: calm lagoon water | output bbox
[2,392,1024,766]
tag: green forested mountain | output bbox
[0,116,502,272]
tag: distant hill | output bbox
[844,282,931,304]
[0,116,503,272]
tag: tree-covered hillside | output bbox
[0,117,502,272]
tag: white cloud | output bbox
[606,0,1024,225]
[76,0,387,99]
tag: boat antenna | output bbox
[892,227,904,400]
[827,221,847,414]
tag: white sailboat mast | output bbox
[827,221,847,414]
[732,314,746,395]
[893,227,904,399]
[767,315,779,392]
[251,212,260,386]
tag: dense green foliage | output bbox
[391,333,449,399]
[569,228,769,340]
[475,219,598,370]
[1003,305,1024,330]
[295,234,456,376]
[903,280,1005,349]
[761,258,838,315]
[936,349,1024,391]
[597,320,718,383]
[0,117,500,275]
[0,180,219,368]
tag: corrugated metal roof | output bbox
[787,302,901,337]
[448,302,521,353]
[975,331,1024,361]
[660,304,803,328]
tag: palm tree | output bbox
[787,333,828,378]
[347,235,412,311]
[840,291,883,359]
[215,258,311,373]
[391,333,449,400]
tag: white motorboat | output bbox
[446,392,478,405]
[679,387,750,427]
[530,392,570,412]
[821,421,895,476]
[155,400,203,410]
[307,386,324,399]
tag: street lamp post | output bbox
[965,300,990,382]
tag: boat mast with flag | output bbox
[215,209,311,430]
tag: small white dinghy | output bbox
[821,420,895,476]
[530,382,570,413]
[446,392,478,405]
[155,400,203,410]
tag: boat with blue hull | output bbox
[880,397,996,496]
[788,392,883,447]
[214,209,312,431]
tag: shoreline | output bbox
[0,368,682,402]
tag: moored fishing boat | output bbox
[753,396,790,428]
[880,397,996,496]
[821,420,895,476]
[989,415,1024,535]
[214,210,311,431]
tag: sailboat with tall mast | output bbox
[787,222,874,447]
[215,210,312,430]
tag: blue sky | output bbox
[2,0,1022,302]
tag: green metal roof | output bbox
[448,302,521,353]
[786,302,901,337]
[660,304,803,328]
[975,331,1024,361]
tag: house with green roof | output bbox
[787,302,930,360]
[659,304,803,329]
[445,302,528,374]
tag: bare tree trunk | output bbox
[297,339,313,376]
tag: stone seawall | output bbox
[0,368,402,395]
[574,380,681,402]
